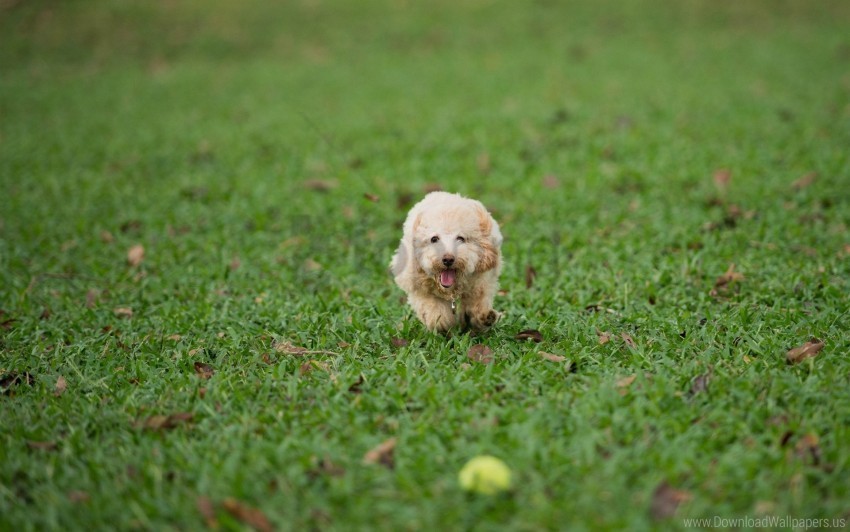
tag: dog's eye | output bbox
[456,236,465,243]
[430,236,439,243]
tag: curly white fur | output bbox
[390,191,503,333]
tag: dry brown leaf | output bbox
[538,351,566,362]
[303,179,338,192]
[650,481,691,520]
[542,174,560,189]
[139,412,194,431]
[68,491,90,504]
[193,362,215,379]
[794,433,822,465]
[113,307,133,319]
[127,244,145,267]
[786,338,824,364]
[274,340,337,356]
[791,172,817,190]
[467,344,494,364]
[299,360,330,375]
[168,334,182,341]
[689,371,711,396]
[621,332,636,348]
[85,289,99,308]
[597,331,612,345]
[54,375,67,397]
[515,329,544,343]
[363,193,380,203]
[525,264,537,289]
[348,374,365,394]
[713,168,731,190]
[715,263,745,288]
[196,496,217,529]
[616,375,636,395]
[100,230,115,243]
[363,437,396,469]
[309,455,346,479]
[27,440,58,451]
[221,498,273,532]
[390,337,409,348]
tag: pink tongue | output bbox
[440,269,456,287]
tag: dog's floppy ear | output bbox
[476,206,501,272]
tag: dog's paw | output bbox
[470,309,499,331]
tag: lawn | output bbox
[2,0,850,529]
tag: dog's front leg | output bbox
[461,279,500,331]
[408,292,456,333]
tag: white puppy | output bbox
[390,191,503,333]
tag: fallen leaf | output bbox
[337,341,351,349]
[786,338,824,364]
[538,351,566,362]
[274,340,337,356]
[396,192,415,211]
[348,374,365,394]
[196,496,217,529]
[597,331,612,345]
[67,491,90,504]
[616,375,636,395]
[542,174,560,189]
[168,334,182,341]
[193,362,215,379]
[467,344,494,364]
[54,375,67,397]
[525,264,537,289]
[299,360,330,375]
[689,371,711,396]
[127,244,145,267]
[120,220,142,234]
[714,263,745,288]
[794,433,822,465]
[27,440,58,451]
[113,307,133,319]
[363,193,380,202]
[713,169,731,190]
[138,412,194,431]
[303,258,322,271]
[309,456,346,479]
[363,437,396,469]
[390,337,409,348]
[791,172,817,190]
[621,332,637,348]
[221,498,273,532]
[85,289,99,308]
[303,179,338,192]
[40,308,51,320]
[100,230,115,243]
[515,329,543,343]
[650,481,691,520]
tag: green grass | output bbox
[2,0,850,529]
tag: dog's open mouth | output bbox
[439,269,457,288]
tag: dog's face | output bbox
[412,205,500,289]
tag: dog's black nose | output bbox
[442,256,455,267]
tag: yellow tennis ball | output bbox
[458,455,512,495]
